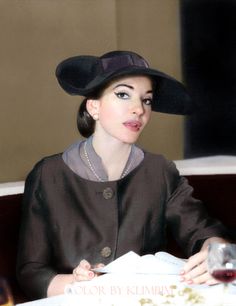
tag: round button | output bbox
[100,246,112,258]
[103,187,114,199]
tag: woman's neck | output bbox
[92,135,132,181]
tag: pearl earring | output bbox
[93,113,99,120]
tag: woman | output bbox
[17,51,229,300]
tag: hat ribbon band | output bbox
[101,54,149,73]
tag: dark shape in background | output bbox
[181,0,236,158]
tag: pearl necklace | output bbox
[83,140,133,182]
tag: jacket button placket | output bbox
[102,187,114,200]
[100,246,112,258]
[100,187,115,259]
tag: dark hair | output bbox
[77,86,104,138]
[77,74,155,138]
[77,98,94,138]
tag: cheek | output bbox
[99,102,125,120]
[98,105,118,128]
[99,105,114,120]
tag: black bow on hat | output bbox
[56,50,193,115]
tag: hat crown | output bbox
[100,51,149,74]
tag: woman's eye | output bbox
[115,92,129,99]
[143,98,153,106]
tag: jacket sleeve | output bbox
[165,160,229,257]
[16,160,57,300]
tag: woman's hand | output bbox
[180,248,217,285]
[180,237,228,285]
[47,260,104,297]
[73,259,104,282]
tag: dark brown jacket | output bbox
[17,152,228,299]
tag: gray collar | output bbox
[62,136,144,181]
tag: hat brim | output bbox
[56,57,193,115]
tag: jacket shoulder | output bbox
[26,153,63,181]
[144,151,179,174]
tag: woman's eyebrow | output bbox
[113,84,134,90]
[113,84,153,94]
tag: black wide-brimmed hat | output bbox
[56,50,193,115]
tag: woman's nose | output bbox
[131,100,144,115]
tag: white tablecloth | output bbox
[16,274,236,306]
[174,155,236,175]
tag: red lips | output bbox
[123,120,142,132]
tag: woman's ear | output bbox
[86,99,100,120]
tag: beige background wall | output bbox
[0,0,183,182]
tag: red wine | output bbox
[212,269,236,283]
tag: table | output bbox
[16,274,236,306]
[174,155,236,176]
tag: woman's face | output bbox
[89,75,153,144]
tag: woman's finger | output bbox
[73,259,95,282]
[183,260,207,281]
[180,249,211,284]
[93,263,105,269]
[79,259,92,270]
[73,267,94,281]
[183,249,208,273]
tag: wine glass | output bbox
[207,242,236,305]
[0,278,14,306]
